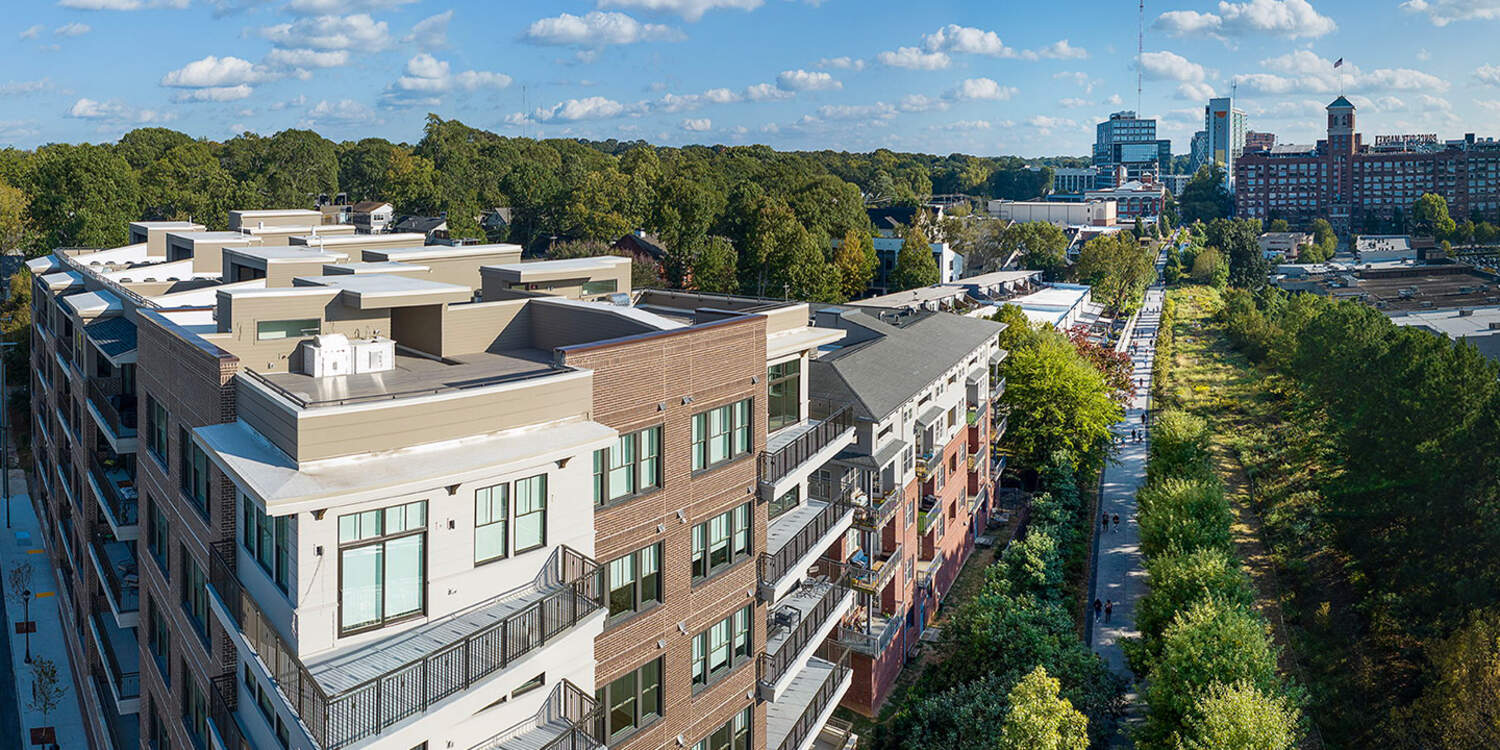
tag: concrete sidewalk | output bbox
[0,469,88,750]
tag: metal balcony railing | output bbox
[208,674,249,750]
[847,543,902,595]
[772,645,851,750]
[759,400,854,485]
[991,376,1007,401]
[838,610,903,656]
[760,564,848,688]
[853,487,902,530]
[209,542,604,750]
[89,610,141,701]
[89,455,139,528]
[920,551,946,590]
[90,535,139,615]
[919,498,945,536]
[761,490,853,586]
[994,414,1009,440]
[88,379,138,440]
[469,679,604,750]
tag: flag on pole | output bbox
[1334,57,1344,68]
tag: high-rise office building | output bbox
[1205,97,1248,189]
[1188,130,1209,175]
[1093,111,1172,185]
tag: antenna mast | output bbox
[1137,0,1144,113]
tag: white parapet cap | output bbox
[225,245,350,264]
[26,255,62,276]
[319,261,431,275]
[291,273,475,309]
[193,415,617,513]
[61,289,124,318]
[366,243,525,262]
[290,232,429,248]
[39,270,85,291]
[72,243,150,268]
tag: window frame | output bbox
[691,605,753,692]
[512,474,548,555]
[691,503,752,583]
[146,395,168,465]
[241,492,291,593]
[766,359,802,433]
[180,547,209,644]
[594,426,663,506]
[179,426,210,518]
[474,482,510,565]
[605,543,663,622]
[691,706,752,750]
[146,497,169,576]
[597,657,663,742]
[690,398,753,473]
[336,500,429,637]
[255,318,320,341]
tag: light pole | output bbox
[0,314,13,530]
[21,587,31,664]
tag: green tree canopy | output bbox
[1076,231,1156,312]
[833,229,877,300]
[1412,192,1457,238]
[1178,681,1302,750]
[891,227,940,291]
[998,330,1123,466]
[1142,600,1283,747]
[998,666,1089,750]
[24,143,140,249]
[1178,163,1233,224]
[139,142,246,229]
[1003,222,1069,280]
[693,236,739,293]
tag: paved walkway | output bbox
[0,468,88,750]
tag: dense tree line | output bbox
[1220,287,1500,748]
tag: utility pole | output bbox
[1138,0,1145,115]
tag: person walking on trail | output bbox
[1104,600,1114,623]
[1102,515,1110,534]
[1093,598,1103,622]
[1112,513,1120,532]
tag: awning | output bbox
[989,349,1008,366]
[914,405,944,428]
[833,438,906,471]
[85,317,138,365]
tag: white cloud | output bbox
[1235,52,1447,94]
[946,77,1017,101]
[1027,115,1076,135]
[1477,64,1500,85]
[818,56,865,71]
[1155,0,1336,38]
[259,14,391,51]
[533,96,627,121]
[1059,97,1091,108]
[776,69,840,91]
[1106,93,1125,106]
[161,55,268,88]
[898,93,949,112]
[932,120,991,131]
[175,85,253,102]
[58,0,188,9]
[524,11,683,47]
[1054,71,1097,93]
[680,117,712,131]
[386,54,510,105]
[405,11,453,48]
[18,25,43,40]
[68,97,175,123]
[816,102,897,120]
[54,23,91,37]
[0,79,50,95]
[1035,40,1088,60]
[1478,99,1500,112]
[1139,50,1209,83]
[745,82,792,101]
[286,0,416,13]
[877,47,950,70]
[702,87,738,103]
[1401,0,1500,26]
[1417,48,1431,61]
[596,0,762,22]
[921,24,1087,60]
[304,98,376,124]
[1177,82,1218,100]
[264,48,349,69]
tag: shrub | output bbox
[1141,601,1282,747]
[1137,476,1234,558]
[1147,410,1212,481]
[1136,548,1255,661]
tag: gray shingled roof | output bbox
[84,316,137,359]
[810,311,1005,421]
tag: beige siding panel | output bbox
[440,301,531,356]
[390,304,445,356]
[236,378,299,459]
[529,305,657,350]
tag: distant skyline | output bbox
[0,0,1493,158]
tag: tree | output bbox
[0,178,32,253]
[23,143,140,249]
[1003,222,1069,280]
[1412,192,1457,238]
[1163,243,1184,284]
[891,227,940,291]
[1178,682,1302,750]
[999,331,1123,467]
[1076,232,1155,313]
[1142,601,1282,746]
[7,561,33,608]
[1136,548,1253,657]
[1268,219,1290,233]
[990,166,1053,200]
[833,229,877,299]
[1178,163,1233,224]
[693,236,739,293]
[1065,325,1133,402]
[1190,247,1229,288]
[998,666,1089,750]
[1399,609,1500,749]
[1136,477,1234,558]
[27,657,66,725]
[115,127,195,170]
[139,143,246,229]
[547,240,660,289]
[1205,218,1268,291]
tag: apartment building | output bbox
[26,211,915,750]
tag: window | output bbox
[148,600,170,687]
[768,486,799,520]
[512,673,546,698]
[581,279,618,296]
[338,500,427,635]
[691,606,752,688]
[179,427,210,516]
[146,395,168,463]
[597,658,663,740]
[243,664,290,748]
[691,503,752,582]
[242,493,291,592]
[692,707,751,750]
[513,474,547,554]
[766,360,801,432]
[181,549,209,640]
[607,543,662,619]
[255,319,320,341]
[691,398,752,471]
[182,667,207,749]
[147,498,168,575]
[474,483,509,564]
[594,427,662,505]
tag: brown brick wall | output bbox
[562,315,771,750]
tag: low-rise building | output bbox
[1084,175,1169,221]
[988,200,1116,227]
[1259,232,1313,260]
[351,202,395,234]
[1005,283,1097,329]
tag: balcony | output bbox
[809,717,859,750]
[847,543,901,596]
[853,486,902,530]
[88,535,139,628]
[761,488,854,597]
[87,380,138,453]
[89,610,141,714]
[88,455,139,541]
[918,496,944,536]
[765,645,852,750]
[838,606,903,657]
[469,679,604,750]
[759,400,855,487]
[207,675,249,750]
[919,551,946,590]
[970,486,989,516]
[993,414,1008,441]
[208,543,604,750]
[991,375,1007,402]
[760,566,854,697]
[90,673,140,750]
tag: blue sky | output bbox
[1,0,1495,158]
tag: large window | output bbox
[146,395,168,464]
[693,708,751,750]
[692,605,753,688]
[581,279,619,296]
[474,483,509,564]
[147,498,168,575]
[182,667,208,749]
[338,500,427,635]
[594,427,662,505]
[181,548,209,640]
[179,427,210,516]
[256,319,319,341]
[607,543,662,620]
[768,486,799,520]
[148,599,170,687]
[767,360,801,432]
[242,493,291,592]
[691,503,752,581]
[514,475,547,554]
[596,658,663,741]
[691,399,752,472]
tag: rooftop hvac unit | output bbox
[1459,308,1475,317]
[301,333,352,377]
[351,337,395,374]
[1490,322,1500,330]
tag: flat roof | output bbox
[293,274,474,308]
[321,261,431,274]
[129,221,203,229]
[61,289,123,317]
[368,243,524,262]
[231,209,321,219]
[252,346,562,409]
[167,231,259,244]
[291,233,428,247]
[225,246,349,263]
[486,256,629,282]
[1010,284,1092,311]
